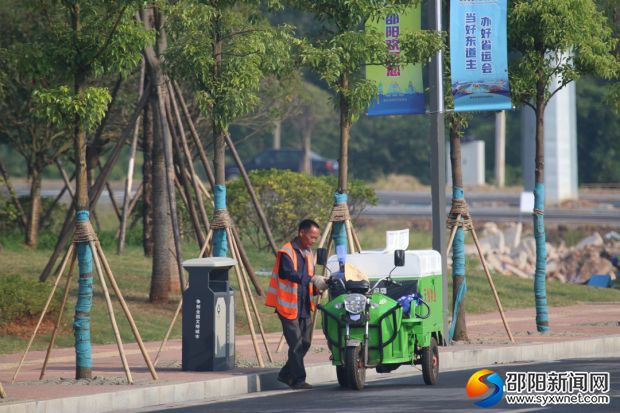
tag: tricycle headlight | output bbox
[344,293,366,314]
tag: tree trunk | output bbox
[142,99,154,257]
[149,93,177,302]
[70,3,94,381]
[331,72,351,256]
[494,111,506,187]
[301,126,313,175]
[161,96,181,295]
[272,119,281,149]
[25,167,42,247]
[144,6,181,298]
[338,72,350,193]
[449,122,468,342]
[212,31,228,258]
[533,77,549,332]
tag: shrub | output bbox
[0,275,62,325]
[227,170,376,250]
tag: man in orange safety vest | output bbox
[266,219,328,389]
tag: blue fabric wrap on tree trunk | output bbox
[332,192,348,254]
[213,184,228,257]
[533,182,549,331]
[449,187,467,340]
[74,210,93,368]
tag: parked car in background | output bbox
[225,149,338,179]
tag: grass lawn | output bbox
[0,218,618,355]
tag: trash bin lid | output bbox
[183,257,237,269]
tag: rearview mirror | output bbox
[316,248,328,266]
[394,250,405,267]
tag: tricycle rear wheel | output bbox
[421,337,439,385]
[345,345,366,390]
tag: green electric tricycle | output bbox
[316,248,444,390]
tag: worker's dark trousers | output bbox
[278,313,312,385]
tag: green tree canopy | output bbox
[508,0,619,333]
[509,0,618,108]
[290,0,443,192]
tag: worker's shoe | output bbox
[290,381,313,390]
[277,375,292,386]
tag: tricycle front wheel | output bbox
[345,345,366,390]
[421,336,439,385]
[336,365,348,388]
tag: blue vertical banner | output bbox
[450,0,512,112]
[366,6,425,116]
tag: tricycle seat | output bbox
[345,279,369,293]
[374,279,418,301]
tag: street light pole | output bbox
[428,0,448,345]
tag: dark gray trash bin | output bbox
[182,257,236,371]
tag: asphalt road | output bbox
[128,358,619,413]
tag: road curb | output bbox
[2,335,619,413]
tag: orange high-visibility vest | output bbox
[265,242,315,319]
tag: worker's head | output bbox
[297,219,320,249]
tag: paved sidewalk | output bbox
[0,303,618,412]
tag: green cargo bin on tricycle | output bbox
[316,248,444,390]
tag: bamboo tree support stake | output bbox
[114,183,144,240]
[351,226,362,253]
[153,298,182,366]
[228,228,273,363]
[40,179,72,229]
[174,176,190,211]
[470,228,515,343]
[118,60,145,255]
[126,183,143,216]
[446,214,462,254]
[96,242,159,379]
[11,244,75,384]
[226,227,265,368]
[198,230,214,258]
[317,221,334,251]
[231,225,263,296]
[104,179,122,221]
[192,171,212,202]
[344,219,356,254]
[90,241,133,384]
[41,252,77,380]
[445,205,514,343]
[168,82,211,235]
[224,132,277,254]
[56,159,76,200]
[172,81,215,189]
[167,105,206,247]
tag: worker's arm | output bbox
[278,253,311,286]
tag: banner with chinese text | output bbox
[450,0,512,112]
[366,7,425,116]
